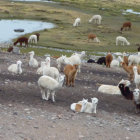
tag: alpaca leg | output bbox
[20,42,22,46]
[40,88,46,100]
[46,89,51,100]
[67,76,70,86]
[65,75,68,86]
[71,77,75,87]
[78,65,81,73]
[51,91,56,102]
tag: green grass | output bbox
[1,0,140,56]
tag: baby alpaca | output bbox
[116,36,130,46]
[64,64,79,87]
[83,98,98,114]
[8,60,22,74]
[88,33,100,43]
[70,98,88,112]
[133,89,140,113]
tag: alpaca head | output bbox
[120,27,123,31]
[89,19,92,23]
[17,60,22,66]
[91,97,98,105]
[45,57,50,65]
[133,89,140,102]
[29,51,35,56]
[74,64,79,70]
[118,79,131,87]
[123,52,126,56]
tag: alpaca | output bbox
[87,59,96,63]
[106,52,113,68]
[82,98,98,114]
[128,53,140,65]
[116,36,130,46]
[96,57,106,65]
[89,15,102,25]
[110,56,122,68]
[120,22,131,32]
[123,52,128,66]
[88,33,100,43]
[14,37,28,47]
[28,35,37,44]
[133,89,140,113]
[118,81,133,100]
[73,18,81,27]
[98,79,131,95]
[8,60,22,74]
[29,51,39,68]
[121,62,140,81]
[36,61,46,75]
[38,74,65,102]
[70,98,88,112]
[57,54,82,72]
[64,64,79,87]
[133,66,140,89]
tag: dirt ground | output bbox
[0,51,140,140]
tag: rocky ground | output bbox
[0,51,140,140]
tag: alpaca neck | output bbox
[30,54,34,60]
[122,64,129,72]
[17,64,21,73]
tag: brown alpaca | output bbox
[14,37,28,47]
[88,33,96,42]
[121,62,140,81]
[105,53,113,68]
[123,56,128,66]
[120,22,131,31]
[64,64,78,87]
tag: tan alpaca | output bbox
[106,53,113,68]
[123,56,128,66]
[64,64,78,87]
[121,62,140,81]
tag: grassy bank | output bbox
[1,0,140,56]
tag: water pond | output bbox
[0,19,55,43]
[123,9,140,15]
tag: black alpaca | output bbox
[118,83,133,100]
[96,57,106,65]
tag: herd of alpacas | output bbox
[6,14,140,114]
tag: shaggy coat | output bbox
[106,53,113,68]
[64,64,78,87]
[14,37,28,47]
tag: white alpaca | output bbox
[8,60,22,74]
[28,35,37,44]
[133,89,140,113]
[38,74,65,102]
[116,36,130,46]
[57,54,82,72]
[98,79,131,95]
[70,98,88,112]
[73,18,81,27]
[29,51,39,68]
[83,98,98,114]
[89,15,102,25]
[36,61,46,75]
[128,53,140,65]
[110,56,122,67]
[133,66,140,89]
[43,57,60,81]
